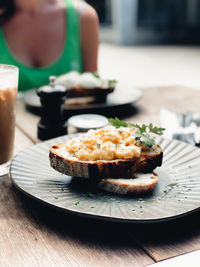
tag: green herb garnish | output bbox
[108,80,117,88]
[97,144,101,148]
[108,118,165,148]
[86,192,94,198]
[135,132,154,148]
[74,201,79,206]
[108,118,128,128]
[92,72,100,79]
[148,123,165,135]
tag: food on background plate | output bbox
[49,118,165,195]
[55,71,117,104]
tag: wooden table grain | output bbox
[2,86,200,267]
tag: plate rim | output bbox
[11,175,200,224]
[10,135,200,224]
[23,86,142,111]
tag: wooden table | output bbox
[2,86,200,267]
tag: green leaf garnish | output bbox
[108,118,128,128]
[108,80,117,88]
[92,72,100,79]
[148,123,165,135]
[135,132,154,148]
[108,118,165,148]
[133,124,147,133]
[86,192,94,198]
[140,135,155,148]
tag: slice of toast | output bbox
[49,144,138,180]
[97,172,158,195]
[49,143,162,179]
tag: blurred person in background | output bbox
[0,0,99,91]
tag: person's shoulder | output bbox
[75,1,98,23]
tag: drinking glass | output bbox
[0,64,19,176]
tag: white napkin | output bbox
[160,109,200,146]
[148,249,200,267]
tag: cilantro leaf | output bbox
[108,118,165,136]
[148,123,165,135]
[108,118,128,128]
[132,124,147,133]
[135,132,154,148]
[140,135,155,148]
[92,72,100,79]
[108,117,165,148]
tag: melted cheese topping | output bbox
[66,126,148,161]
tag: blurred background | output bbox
[87,0,200,89]
[86,0,200,45]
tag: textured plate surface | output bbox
[10,135,200,223]
[23,85,142,111]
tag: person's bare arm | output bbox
[79,3,99,72]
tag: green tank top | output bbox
[0,0,82,91]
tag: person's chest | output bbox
[2,9,66,68]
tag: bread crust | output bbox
[66,87,114,104]
[136,148,163,173]
[67,86,114,98]
[50,146,138,179]
[49,144,163,179]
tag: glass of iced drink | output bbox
[0,64,19,176]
